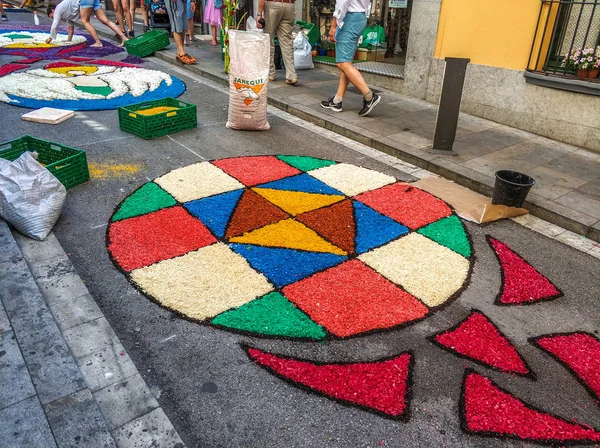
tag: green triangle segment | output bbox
[276,155,337,172]
[111,182,177,222]
[211,292,327,340]
[417,215,471,258]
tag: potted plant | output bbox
[326,40,335,58]
[318,35,328,56]
[563,47,599,79]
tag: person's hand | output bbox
[257,15,265,29]
[328,27,336,43]
[190,1,195,12]
[45,37,52,44]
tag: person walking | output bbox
[257,0,297,85]
[165,0,196,64]
[203,0,221,46]
[110,0,129,37]
[80,0,128,47]
[320,0,380,116]
[185,0,195,45]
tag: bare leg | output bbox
[94,8,128,45]
[211,25,217,45]
[112,0,125,32]
[80,7,103,45]
[336,71,350,98]
[187,18,194,41]
[336,62,369,94]
[121,0,132,34]
[173,31,186,55]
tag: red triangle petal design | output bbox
[462,371,600,443]
[245,346,413,419]
[432,311,531,376]
[488,237,562,305]
[534,332,600,405]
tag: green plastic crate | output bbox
[0,135,89,189]
[125,29,170,57]
[296,20,319,47]
[118,97,197,140]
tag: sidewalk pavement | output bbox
[0,220,185,448]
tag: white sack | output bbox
[0,151,66,240]
[294,32,314,70]
[226,30,271,131]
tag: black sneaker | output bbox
[1,14,8,21]
[320,97,342,112]
[128,30,135,37]
[358,93,381,117]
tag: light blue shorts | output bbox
[80,0,102,10]
[335,12,367,63]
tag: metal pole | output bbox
[429,57,470,155]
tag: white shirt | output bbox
[50,0,81,40]
[333,0,368,28]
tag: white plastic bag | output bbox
[293,31,314,70]
[226,30,271,131]
[0,151,67,240]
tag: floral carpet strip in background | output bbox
[532,332,600,405]
[461,370,600,444]
[430,310,533,377]
[245,345,413,420]
[0,60,185,110]
[487,236,562,305]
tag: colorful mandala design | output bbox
[0,27,123,59]
[106,156,475,340]
[0,60,186,110]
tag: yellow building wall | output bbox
[434,0,542,70]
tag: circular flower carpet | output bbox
[0,60,185,110]
[106,156,600,443]
[107,155,474,339]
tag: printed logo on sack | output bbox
[233,77,265,106]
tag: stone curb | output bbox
[0,220,185,448]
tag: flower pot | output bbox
[588,68,600,79]
[327,50,336,58]
[318,49,327,56]
[577,68,590,78]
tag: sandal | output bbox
[176,53,196,65]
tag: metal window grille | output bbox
[528,0,600,76]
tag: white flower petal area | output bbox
[0,63,186,110]
[0,31,86,48]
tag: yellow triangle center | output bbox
[252,188,345,216]
[228,219,348,255]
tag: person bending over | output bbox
[45,0,79,44]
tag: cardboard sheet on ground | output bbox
[413,177,528,224]
[22,108,75,124]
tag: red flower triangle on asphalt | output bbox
[488,236,562,305]
[431,311,531,376]
[462,371,600,443]
[296,199,356,254]
[245,345,413,420]
[533,332,600,405]
[225,189,289,239]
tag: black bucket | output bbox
[492,170,535,208]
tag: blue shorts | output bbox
[165,0,187,33]
[80,0,102,10]
[335,12,367,63]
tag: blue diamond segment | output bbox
[256,173,344,196]
[229,243,347,287]
[353,201,409,254]
[184,189,244,238]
